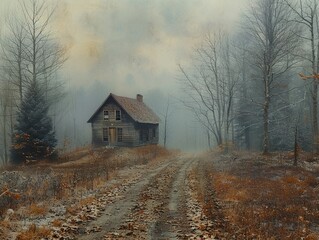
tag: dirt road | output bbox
[69,154,218,240]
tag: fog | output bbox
[0,0,248,151]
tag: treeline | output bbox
[180,0,319,154]
[0,0,67,164]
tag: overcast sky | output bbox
[57,0,248,96]
[0,0,249,149]
[0,0,248,97]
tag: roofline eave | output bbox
[136,121,160,124]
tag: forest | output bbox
[179,0,319,156]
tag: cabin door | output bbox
[109,127,116,144]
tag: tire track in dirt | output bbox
[100,156,197,239]
[185,156,230,239]
[76,156,179,240]
[150,156,197,239]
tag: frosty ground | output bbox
[1,146,319,239]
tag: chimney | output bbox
[137,94,143,102]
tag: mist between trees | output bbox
[179,0,319,155]
[1,0,319,165]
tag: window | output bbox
[116,110,121,120]
[103,128,108,141]
[153,128,156,138]
[103,110,109,120]
[117,128,123,142]
[145,129,149,141]
[140,128,148,142]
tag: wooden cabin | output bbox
[87,93,160,147]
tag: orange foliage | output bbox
[27,204,48,216]
[51,219,63,227]
[211,166,319,239]
[16,224,51,240]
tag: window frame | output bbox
[115,110,121,121]
[103,110,109,121]
[153,128,156,139]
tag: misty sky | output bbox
[0,0,249,149]
[1,0,248,96]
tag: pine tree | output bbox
[11,80,57,164]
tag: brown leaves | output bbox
[0,187,21,200]
[211,154,319,239]
[16,224,51,240]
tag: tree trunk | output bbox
[313,82,318,153]
[224,126,229,154]
[207,130,212,150]
[294,126,298,166]
[163,115,167,148]
[3,108,8,164]
[263,75,270,155]
[263,100,270,154]
[314,40,319,153]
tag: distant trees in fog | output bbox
[180,0,319,153]
[243,0,301,154]
[179,31,237,152]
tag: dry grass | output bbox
[210,152,319,239]
[0,220,11,239]
[66,196,96,216]
[0,145,172,218]
[51,219,63,227]
[16,224,51,240]
[27,203,48,216]
[0,220,10,228]
[66,205,78,216]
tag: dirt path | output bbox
[76,157,178,240]
[149,156,196,239]
[73,155,199,239]
[43,154,225,240]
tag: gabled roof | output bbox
[87,93,160,124]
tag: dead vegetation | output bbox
[210,151,319,239]
[4,147,318,239]
[0,145,171,239]
[186,158,233,239]
[15,224,51,240]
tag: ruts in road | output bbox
[67,155,220,240]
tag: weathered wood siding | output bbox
[90,97,159,147]
[136,123,159,146]
[91,98,138,147]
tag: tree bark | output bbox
[313,81,318,152]
[294,126,298,166]
[263,74,271,155]
[2,106,8,164]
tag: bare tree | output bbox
[0,80,15,164]
[284,0,319,152]
[1,0,66,108]
[245,0,301,154]
[19,0,67,104]
[1,19,26,105]
[0,0,67,162]
[233,34,254,150]
[179,30,237,151]
[161,96,172,148]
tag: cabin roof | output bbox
[87,93,160,124]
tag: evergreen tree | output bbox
[11,80,57,164]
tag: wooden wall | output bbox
[90,98,159,147]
